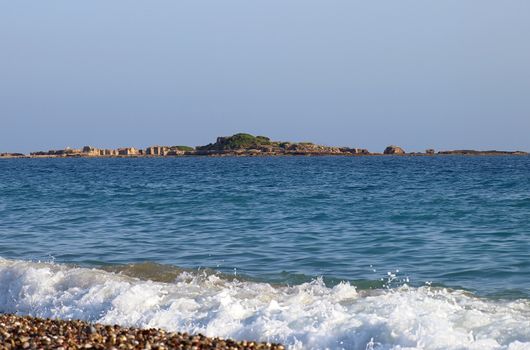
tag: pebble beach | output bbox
[0,314,284,350]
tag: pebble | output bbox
[0,314,284,350]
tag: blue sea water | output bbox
[1,156,530,349]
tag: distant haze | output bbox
[1,1,530,154]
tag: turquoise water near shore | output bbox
[1,156,530,349]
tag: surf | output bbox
[0,258,529,350]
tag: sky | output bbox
[1,1,530,153]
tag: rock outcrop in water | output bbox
[384,145,406,155]
[1,133,528,158]
[437,149,529,156]
[0,152,25,158]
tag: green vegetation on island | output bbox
[197,133,272,151]
[173,145,195,152]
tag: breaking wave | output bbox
[0,258,529,350]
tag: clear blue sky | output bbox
[1,1,529,153]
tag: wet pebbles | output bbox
[0,314,284,350]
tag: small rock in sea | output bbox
[384,145,406,155]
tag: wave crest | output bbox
[0,258,529,350]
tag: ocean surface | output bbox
[1,156,530,349]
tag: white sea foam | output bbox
[0,258,529,350]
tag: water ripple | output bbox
[1,156,530,297]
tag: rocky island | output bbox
[0,133,528,158]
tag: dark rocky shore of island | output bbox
[1,133,528,158]
[0,314,284,350]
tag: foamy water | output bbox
[1,258,529,350]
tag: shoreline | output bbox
[1,133,528,158]
[0,314,284,350]
[1,153,529,159]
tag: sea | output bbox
[1,156,530,350]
